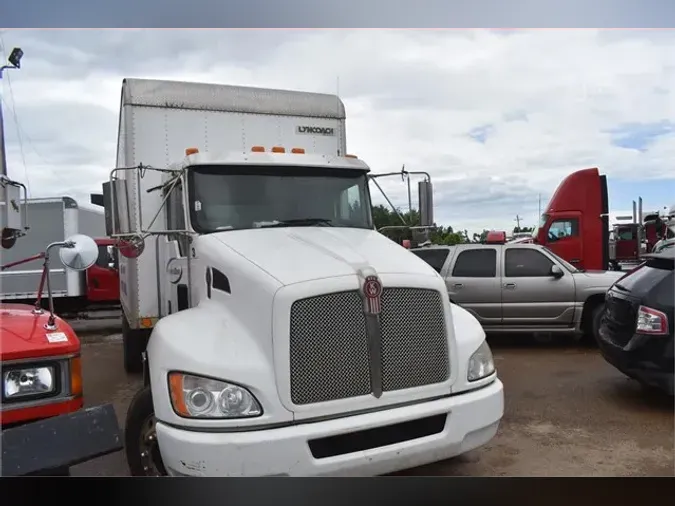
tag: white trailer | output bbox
[106,78,503,477]
[0,197,105,301]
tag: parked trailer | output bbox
[104,77,504,477]
[0,197,120,316]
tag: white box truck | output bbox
[104,78,504,477]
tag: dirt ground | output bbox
[70,321,675,477]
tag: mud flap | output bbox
[1,404,123,476]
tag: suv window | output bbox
[412,248,451,273]
[505,248,554,277]
[548,218,579,242]
[452,249,496,278]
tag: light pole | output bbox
[1,47,26,249]
[0,46,23,178]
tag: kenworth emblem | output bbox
[360,273,383,398]
[363,275,383,315]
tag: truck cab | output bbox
[86,238,120,303]
[535,167,668,271]
[535,168,610,271]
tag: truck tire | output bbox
[588,303,606,345]
[125,385,167,476]
[122,315,150,375]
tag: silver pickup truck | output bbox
[411,243,625,341]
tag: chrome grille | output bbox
[289,288,449,405]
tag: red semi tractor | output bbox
[530,168,667,271]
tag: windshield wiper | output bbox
[260,218,333,228]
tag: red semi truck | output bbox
[533,167,667,271]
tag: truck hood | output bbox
[210,227,436,285]
[579,270,625,279]
[0,304,80,361]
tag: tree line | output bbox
[371,204,534,245]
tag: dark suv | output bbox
[597,248,674,395]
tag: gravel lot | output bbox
[69,321,675,477]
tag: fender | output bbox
[146,303,294,430]
[448,303,497,394]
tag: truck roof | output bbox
[412,243,544,251]
[174,151,371,172]
[121,78,346,119]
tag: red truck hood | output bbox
[0,304,80,361]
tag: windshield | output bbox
[544,247,580,272]
[188,165,374,233]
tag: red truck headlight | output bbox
[3,364,57,400]
[2,356,82,403]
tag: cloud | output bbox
[1,29,674,235]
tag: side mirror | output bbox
[59,234,99,271]
[418,180,434,227]
[550,265,564,278]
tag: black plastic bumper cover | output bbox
[1,403,123,476]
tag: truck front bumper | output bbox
[1,404,123,476]
[155,378,503,477]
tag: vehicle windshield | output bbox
[188,164,374,233]
[544,247,580,272]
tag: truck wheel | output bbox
[587,303,606,346]
[122,315,150,374]
[125,386,167,477]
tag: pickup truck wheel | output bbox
[588,303,606,345]
[125,386,167,477]
[122,316,150,375]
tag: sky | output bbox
[1,29,674,235]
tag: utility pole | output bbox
[538,193,542,218]
[514,214,523,231]
[0,47,24,178]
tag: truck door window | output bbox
[452,249,496,278]
[505,249,554,277]
[95,245,110,268]
[617,228,633,240]
[166,182,186,231]
[412,248,450,273]
[547,218,579,242]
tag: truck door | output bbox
[543,216,584,268]
[501,246,576,328]
[444,246,502,326]
[87,243,121,302]
[614,224,639,261]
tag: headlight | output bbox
[467,340,495,382]
[168,372,262,419]
[3,365,56,400]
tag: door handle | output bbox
[503,283,517,289]
[453,283,464,289]
[570,259,580,264]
